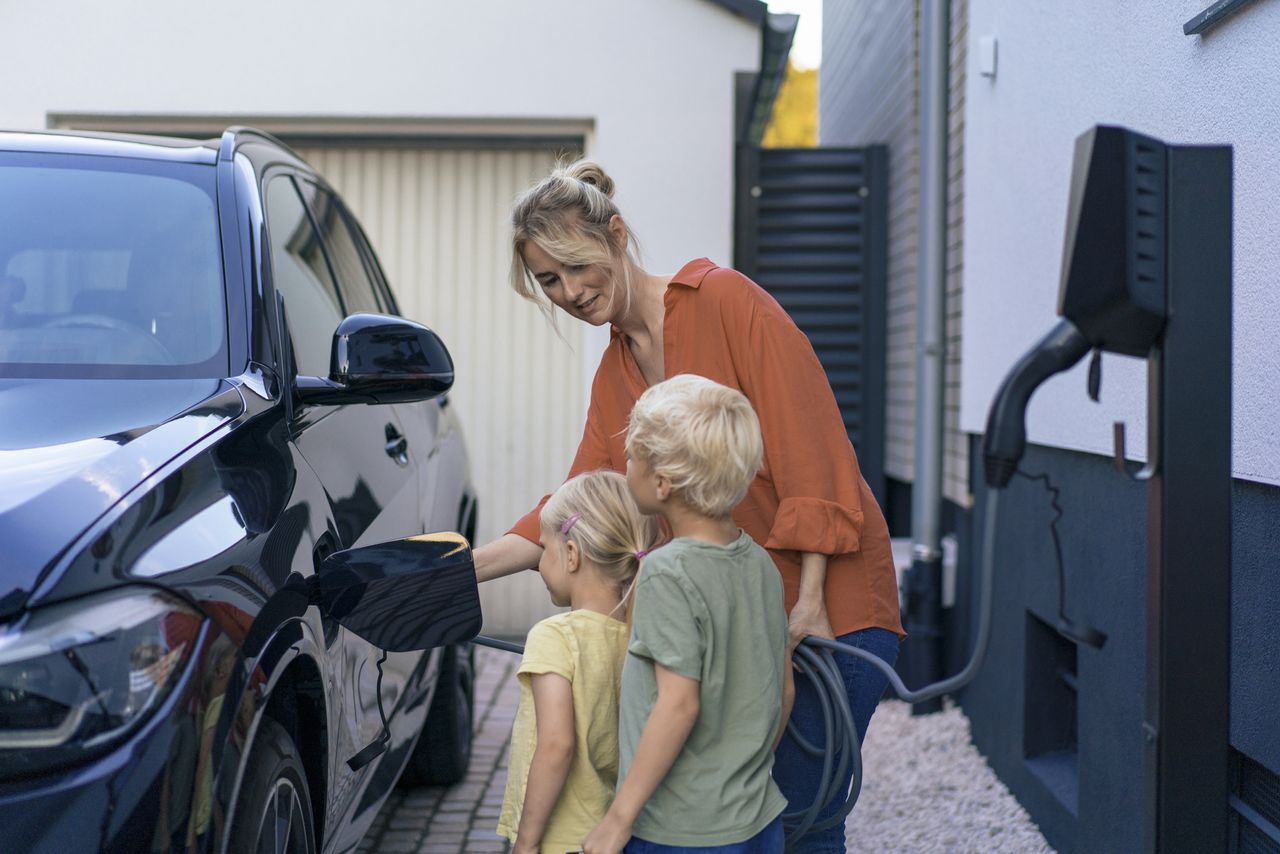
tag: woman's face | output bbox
[523,239,620,326]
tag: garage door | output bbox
[296,144,581,637]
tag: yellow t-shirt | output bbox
[497,609,629,854]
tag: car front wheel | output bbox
[229,717,316,854]
[401,644,474,786]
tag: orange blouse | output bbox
[510,258,904,639]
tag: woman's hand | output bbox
[473,533,544,583]
[511,839,540,854]
[788,595,834,650]
[789,552,834,650]
[581,814,633,854]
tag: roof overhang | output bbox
[740,12,799,145]
[700,0,767,25]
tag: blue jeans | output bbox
[623,815,784,853]
[772,628,900,854]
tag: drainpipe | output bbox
[903,0,950,715]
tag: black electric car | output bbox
[0,128,483,853]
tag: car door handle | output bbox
[384,424,409,465]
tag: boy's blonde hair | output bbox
[541,470,660,607]
[625,374,764,519]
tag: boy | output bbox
[582,374,793,854]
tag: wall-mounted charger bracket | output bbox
[1112,421,1156,482]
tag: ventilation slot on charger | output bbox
[1231,749,1280,853]
[1128,137,1166,302]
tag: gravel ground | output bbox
[847,700,1056,853]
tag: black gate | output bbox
[734,145,889,504]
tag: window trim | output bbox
[260,168,348,380]
[337,201,401,317]
[298,180,396,318]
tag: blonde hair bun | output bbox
[564,160,616,199]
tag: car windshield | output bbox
[0,152,228,379]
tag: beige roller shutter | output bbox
[296,144,581,637]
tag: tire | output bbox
[228,717,317,854]
[401,644,474,786]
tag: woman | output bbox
[474,160,904,854]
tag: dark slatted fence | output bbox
[734,145,889,504]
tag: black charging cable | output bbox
[347,650,391,771]
[473,635,526,654]
[1014,468,1107,650]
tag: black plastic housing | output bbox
[1058,126,1168,357]
[296,313,455,405]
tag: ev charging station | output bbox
[982,124,1233,853]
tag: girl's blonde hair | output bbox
[625,374,764,519]
[509,159,645,323]
[541,470,659,618]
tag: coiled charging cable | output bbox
[778,490,1002,848]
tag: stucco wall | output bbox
[962,0,1280,486]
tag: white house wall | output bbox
[962,0,1280,486]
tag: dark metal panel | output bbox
[861,145,890,504]
[735,145,889,503]
[1143,143,1233,854]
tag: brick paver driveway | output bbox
[359,647,520,854]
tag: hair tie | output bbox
[560,512,582,535]
[635,550,648,560]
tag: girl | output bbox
[497,470,659,854]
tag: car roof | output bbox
[0,128,222,165]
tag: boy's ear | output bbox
[654,472,673,502]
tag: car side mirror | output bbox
[312,532,481,652]
[296,313,455,405]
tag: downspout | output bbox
[904,0,950,714]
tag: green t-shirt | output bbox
[618,532,789,846]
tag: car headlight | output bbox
[0,588,202,779]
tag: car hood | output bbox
[0,378,244,616]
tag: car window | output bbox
[300,183,384,316]
[345,211,401,316]
[0,154,227,379]
[264,176,345,377]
